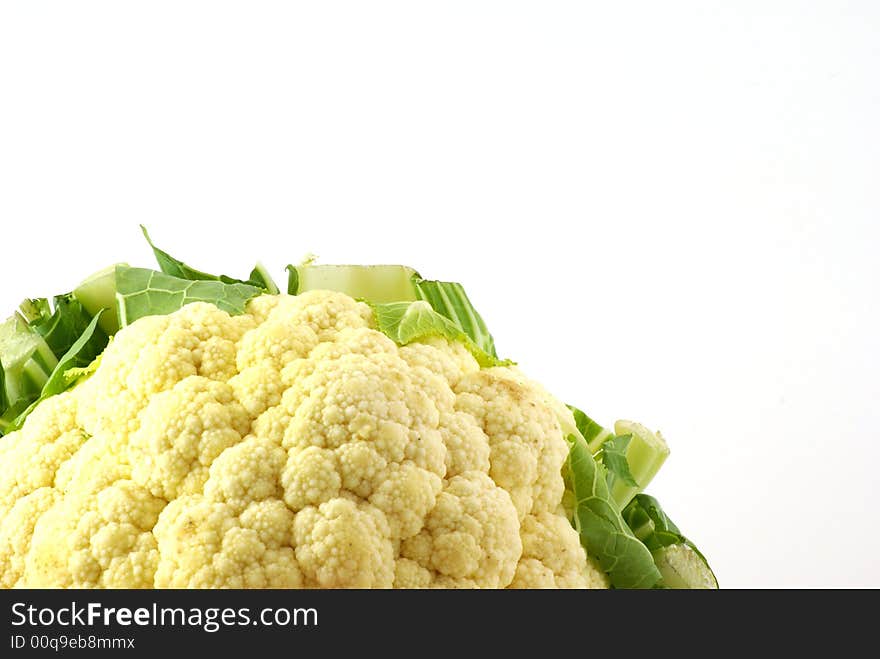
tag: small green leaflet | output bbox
[246,264,279,294]
[567,404,614,454]
[370,301,508,368]
[285,264,299,295]
[141,225,279,294]
[19,294,105,359]
[564,433,661,589]
[7,312,105,433]
[623,494,711,558]
[61,354,102,389]
[411,278,498,359]
[115,266,264,327]
[600,434,639,488]
[32,311,104,399]
[0,360,7,412]
[284,263,506,362]
[1,313,61,435]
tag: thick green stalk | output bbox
[622,494,718,589]
[0,313,59,435]
[74,264,123,335]
[607,420,670,509]
[288,264,420,303]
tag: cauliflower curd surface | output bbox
[0,292,608,589]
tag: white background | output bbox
[1,2,877,588]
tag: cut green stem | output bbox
[604,420,670,510]
[74,264,124,335]
[288,264,420,304]
[622,494,718,589]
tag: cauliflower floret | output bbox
[509,512,608,589]
[256,290,373,343]
[280,349,446,479]
[242,294,286,325]
[55,433,131,495]
[437,411,491,477]
[0,292,606,589]
[228,363,285,418]
[130,376,251,500]
[401,472,521,588]
[204,435,287,512]
[400,338,480,388]
[24,480,163,588]
[78,303,247,443]
[281,446,341,511]
[368,462,442,540]
[0,393,84,519]
[280,327,398,388]
[154,497,301,588]
[236,321,317,373]
[455,368,569,519]
[0,487,58,587]
[293,497,394,588]
[393,558,434,588]
[334,441,387,498]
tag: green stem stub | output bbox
[0,313,59,434]
[606,420,670,510]
[74,264,123,335]
[289,264,420,304]
[622,493,718,589]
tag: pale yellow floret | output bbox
[280,327,399,388]
[455,368,568,519]
[281,446,341,512]
[293,497,394,588]
[0,393,84,519]
[280,348,447,479]
[76,303,248,444]
[236,321,317,373]
[154,497,301,588]
[401,472,521,588]
[400,338,480,388]
[334,441,387,499]
[438,411,491,478]
[0,487,58,587]
[281,352,417,451]
[0,292,608,589]
[130,377,251,501]
[509,512,609,589]
[368,462,442,540]
[260,290,373,343]
[204,436,286,512]
[393,557,434,588]
[228,363,284,418]
[55,433,130,496]
[24,480,163,588]
[241,293,286,325]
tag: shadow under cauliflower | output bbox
[0,291,608,589]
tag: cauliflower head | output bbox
[0,291,608,589]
